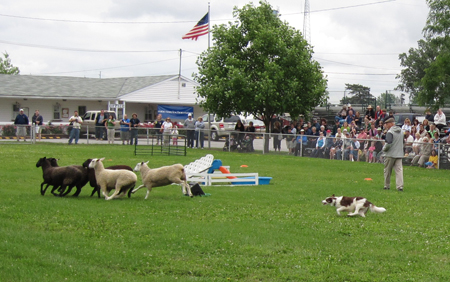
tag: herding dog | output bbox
[322,195,386,217]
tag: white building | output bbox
[0,74,205,124]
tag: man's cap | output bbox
[19,108,24,111]
[188,113,192,117]
[343,129,348,132]
[300,129,305,132]
[303,124,308,128]
[385,118,395,124]
[326,129,331,133]
[367,105,373,109]
[377,127,382,131]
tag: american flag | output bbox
[182,13,209,41]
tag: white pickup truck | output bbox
[80,110,120,135]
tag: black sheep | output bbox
[36,157,83,197]
[47,158,89,197]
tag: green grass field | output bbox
[1,143,449,281]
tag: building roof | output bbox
[0,74,181,100]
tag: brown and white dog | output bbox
[322,195,386,217]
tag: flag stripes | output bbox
[182,13,209,41]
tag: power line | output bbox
[324,72,397,75]
[0,39,178,53]
[35,55,199,75]
[284,0,396,16]
[0,0,396,24]
[315,57,400,71]
[0,13,198,24]
[316,52,398,56]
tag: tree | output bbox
[194,1,327,152]
[396,0,450,109]
[340,84,375,106]
[0,52,20,75]
[396,39,437,104]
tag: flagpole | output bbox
[178,48,182,99]
[208,2,211,49]
[207,2,211,148]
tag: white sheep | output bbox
[88,158,137,200]
[132,161,192,199]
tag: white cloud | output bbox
[0,0,429,103]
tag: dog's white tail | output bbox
[370,205,386,213]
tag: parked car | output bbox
[202,114,243,141]
[244,118,266,132]
[394,113,424,127]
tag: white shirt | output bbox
[401,124,411,134]
[404,135,414,146]
[69,115,83,129]
[412,137,422,148]
[434,112,446,126]
[162,121,173,133]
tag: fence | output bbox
[134,134,187,156]
[2,124,450,170]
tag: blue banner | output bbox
[157,105,193,120]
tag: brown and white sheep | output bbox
[132,161,192,199]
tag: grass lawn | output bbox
[1,143,449,281]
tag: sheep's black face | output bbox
[36,157,46,167]
[82,159,93,168]
[48,158,58,167]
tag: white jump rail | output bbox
[184,154,214,174]
[186,172,259,186]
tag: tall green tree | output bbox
[396,0,450,109]
[396,39,437,104]
[194,1,327,151]
[0,52,20,75]
[340,84,375,106]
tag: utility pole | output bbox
[303,0,311,44]
[385,90,388,109]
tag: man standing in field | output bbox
[68,110,83,145]
[382,118,404,191]
[32,109,43,141]
[14,109,29,141]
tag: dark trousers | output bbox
[130,130,138,145]
[187,130,195,148]
[95,125,105,139]
[155,130,162,144]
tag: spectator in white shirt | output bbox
[434,108,446,132]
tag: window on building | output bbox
[53,104,60,119]
[78,106,86,116]
[145,106,154,121]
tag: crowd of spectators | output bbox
[274,105,450,168]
